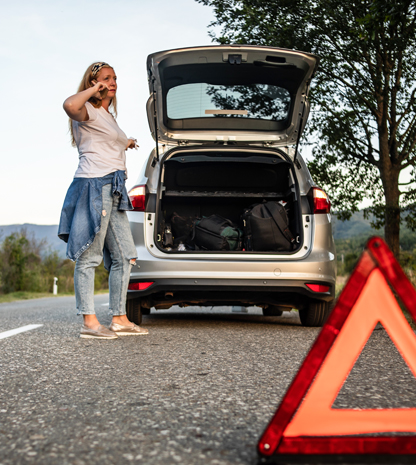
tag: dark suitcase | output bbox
[242,201,295,251]
[193,215,243,251]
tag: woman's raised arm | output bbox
[63,81,108,122]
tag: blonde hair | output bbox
[69,62,118,147]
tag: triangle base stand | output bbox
[259,452,416,465]
[259,435,416,464]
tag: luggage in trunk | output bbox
[156,151,302,253]
[194,215,243,251]
[242,201,295,251]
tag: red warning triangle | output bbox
[258,237,416,460]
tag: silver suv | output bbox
[126,45,336,327]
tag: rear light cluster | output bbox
[128,185,146,211]
[310,187,331,214]
[128,282,154,291]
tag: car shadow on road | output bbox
[142,308,302,327]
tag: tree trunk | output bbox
[381,166,401,258]
[378,119,401,257]
[384,191,400,258]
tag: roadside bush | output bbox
[0,229,109,295]
[42,250,76,294]
[336,234,416,282]
[0,232,44,293]
[344,253,359,275]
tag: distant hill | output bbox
[0,224,67,257]
[332,211,416,252]
[332,211,382,239]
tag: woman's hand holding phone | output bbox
[126,138,139,150]
[91,80,108,100]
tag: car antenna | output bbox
[150,76,160,167]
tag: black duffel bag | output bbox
[242,201,295,251]
[193,215,243,251]
[170,212,197,246]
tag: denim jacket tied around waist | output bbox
[58,170,133,268]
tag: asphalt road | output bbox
[0,295,415,465]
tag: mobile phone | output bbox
[99,87,108,99]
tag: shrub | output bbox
[0,229,109,295]
[0,232,44,293]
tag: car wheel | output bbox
[299,300,332,327]
[141,307,151,315]
[262,305,285,317]
[126,298,142,325]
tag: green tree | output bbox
[197,0,416,257]
[0,231,43,293]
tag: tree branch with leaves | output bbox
[197,0,416,256]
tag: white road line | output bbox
[0,324,43,340]
[101,303,110,306]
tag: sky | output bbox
[0,0,216,225]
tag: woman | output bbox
[58,62,148,339]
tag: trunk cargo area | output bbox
[156,151,302,253]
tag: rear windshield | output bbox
[167,83,291,121]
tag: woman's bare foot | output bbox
[83,314,103,330]
[111,314,134,327]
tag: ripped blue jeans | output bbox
[75,183,137,316]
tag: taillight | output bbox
[311,187,331,214]
[128,185,146,211]
[306,283,330,293]
[128,282,154,291]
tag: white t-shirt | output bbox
[72,102,128,178]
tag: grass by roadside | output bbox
[335,276,416,330]
[0,292,58,303]
[0,290,109,304]
[404,310,416,330]
[335,275,348,299]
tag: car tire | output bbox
[126,298,142,325]
[141,307,151,315]
[262,305,285,317]
[299,300,332,327]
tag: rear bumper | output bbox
[127,277,335,309]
